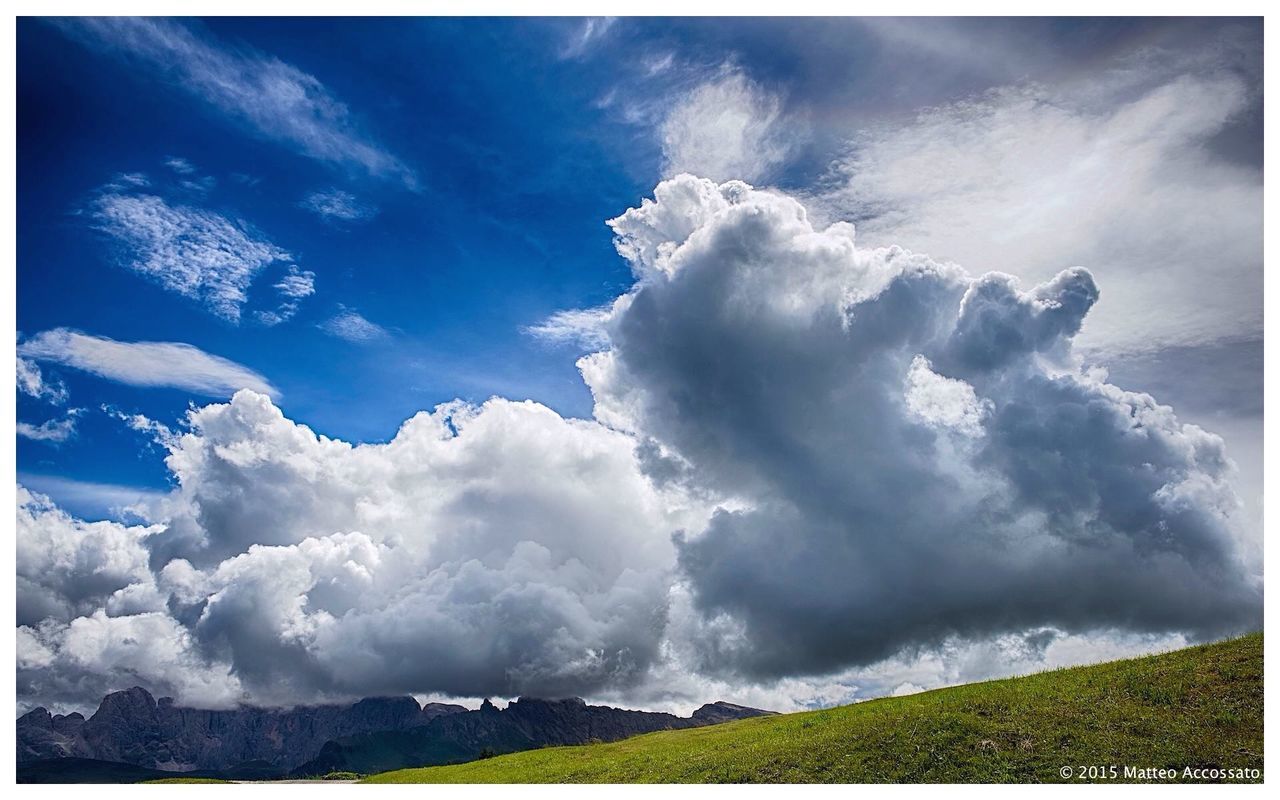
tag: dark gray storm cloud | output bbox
[584,175,1260,680]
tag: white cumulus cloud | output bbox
[586,175,1259,679]
[19,390,712,709]
[17,487,161,626]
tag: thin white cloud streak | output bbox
[164,156,196,174]
[103,406,178,449]
[560,17,616,59]
[59,17,417,188]
[16,410,83,443]
[318,309,389,343]
[300,189,378,223]
[17,474,167,523]
[106,172,150,190]
[524,305,613,350]
[179,175,217,195]
[18,329,278,399]
[92,190,293,323]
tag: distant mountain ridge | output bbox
[295,696,774,776]
[17,687,773,780]
[18,686,467,773]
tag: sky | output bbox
[15,17,1263,715]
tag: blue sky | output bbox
[15,17,1265,713]
[18,17,1263,513]
[18,18,657,500]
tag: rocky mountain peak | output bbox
[18,707,52,728]
[691,701,776,724]
[92,687,157,721]
[421,702,468,721]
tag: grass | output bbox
[141,778,232,784]
[366,633,1262,784]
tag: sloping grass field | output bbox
[366,633,1262,784]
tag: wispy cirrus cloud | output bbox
[105,172,150,191]
[18,328,278,399]
[318,308,389,343]
[103,405,178,450]
[560,17,617,59]
[15,474,166,523]
[524,305,613,350]
[17,357,68,405]
[661,69,798,183]
[300,188,378,224]
[818,66,1262,357]
[91,189,294,323]
[16,410,84,444]
[273,265,316,301]
[256,265,317,327]
[164,156,196,175]
[58,17,417,188]
[179,175,217,195]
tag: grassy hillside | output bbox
[367,633,1262,784]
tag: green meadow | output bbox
[365,633,1262,784]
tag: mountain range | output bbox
[17,687,772,781]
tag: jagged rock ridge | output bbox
[17,688,773,778]
[294,695,775,776]
[17,686,467,772]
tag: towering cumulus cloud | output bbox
[586,175,1259,679]
[16,176,1260,713]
